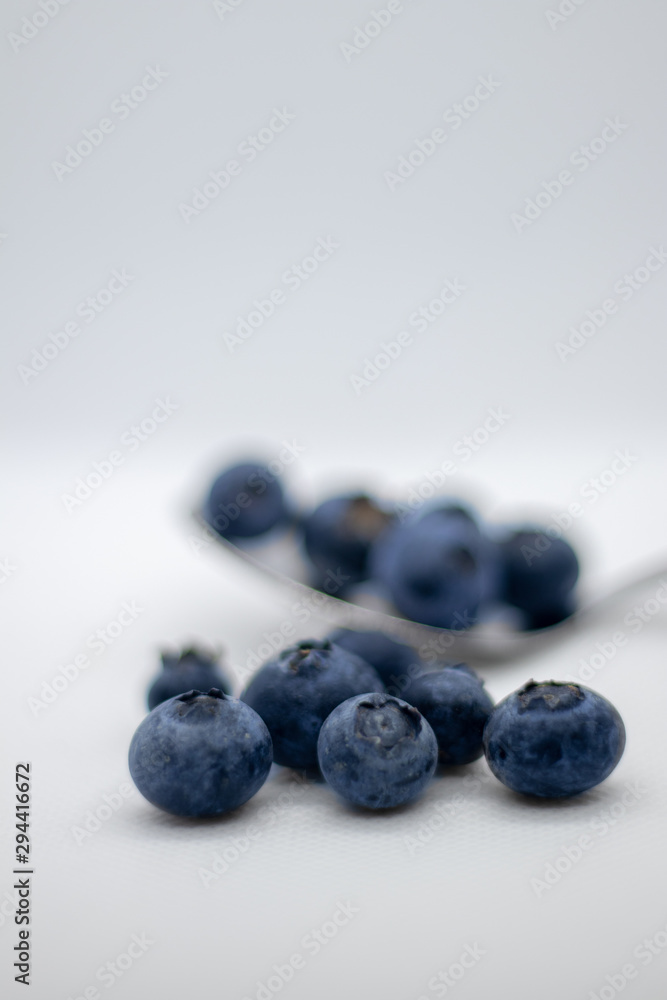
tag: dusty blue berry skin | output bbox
[129,689,272,817]
[204,461,287,539]
[240,639,384,770]
[370,505,499,629]
[317,693,438,809]
[401,665,494,765]
[147,647,231,710]
[301,494,393,590]
[499,529,579,619]
[327,628,424,691]
[483,681,625,798]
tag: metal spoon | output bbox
[193,511,667,663]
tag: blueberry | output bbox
[128,689,273,817]
[402,499,481,530]
[522,595,577,631]
[301,494,393,590]
[483,680,625,798]
[401,664,494,765]
[240,639,385,770]
[204,461,288,539]
[147,646,231,710]
[327,628,425,693]
[370,505,499,629]
[317,692,438,809]
[499,528,579,622]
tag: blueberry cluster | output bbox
[202,459,580,632]
[129,633,625,817]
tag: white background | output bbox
[2,1,667,998]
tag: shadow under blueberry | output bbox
[127,763,316,831]
[322,794,427,822]
[482,774,631,814]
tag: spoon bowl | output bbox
[193,510,667,664]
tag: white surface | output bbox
[2,1,667,998]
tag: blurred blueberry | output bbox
[498,528,579,625]
[370,504,499,629]
[301,494,394,591]
[204,460,288,539]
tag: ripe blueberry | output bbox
[129,689,272,817]
[204,461,287,539]
[147,646,231,710]
[401,664,494,765]
[327,628,425,694]
[317,692,438,809]
[370,504,498,629]
[301,494,393,590]
[483,680,625,798]
[499,528,579,625]
[240,639,384,770]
